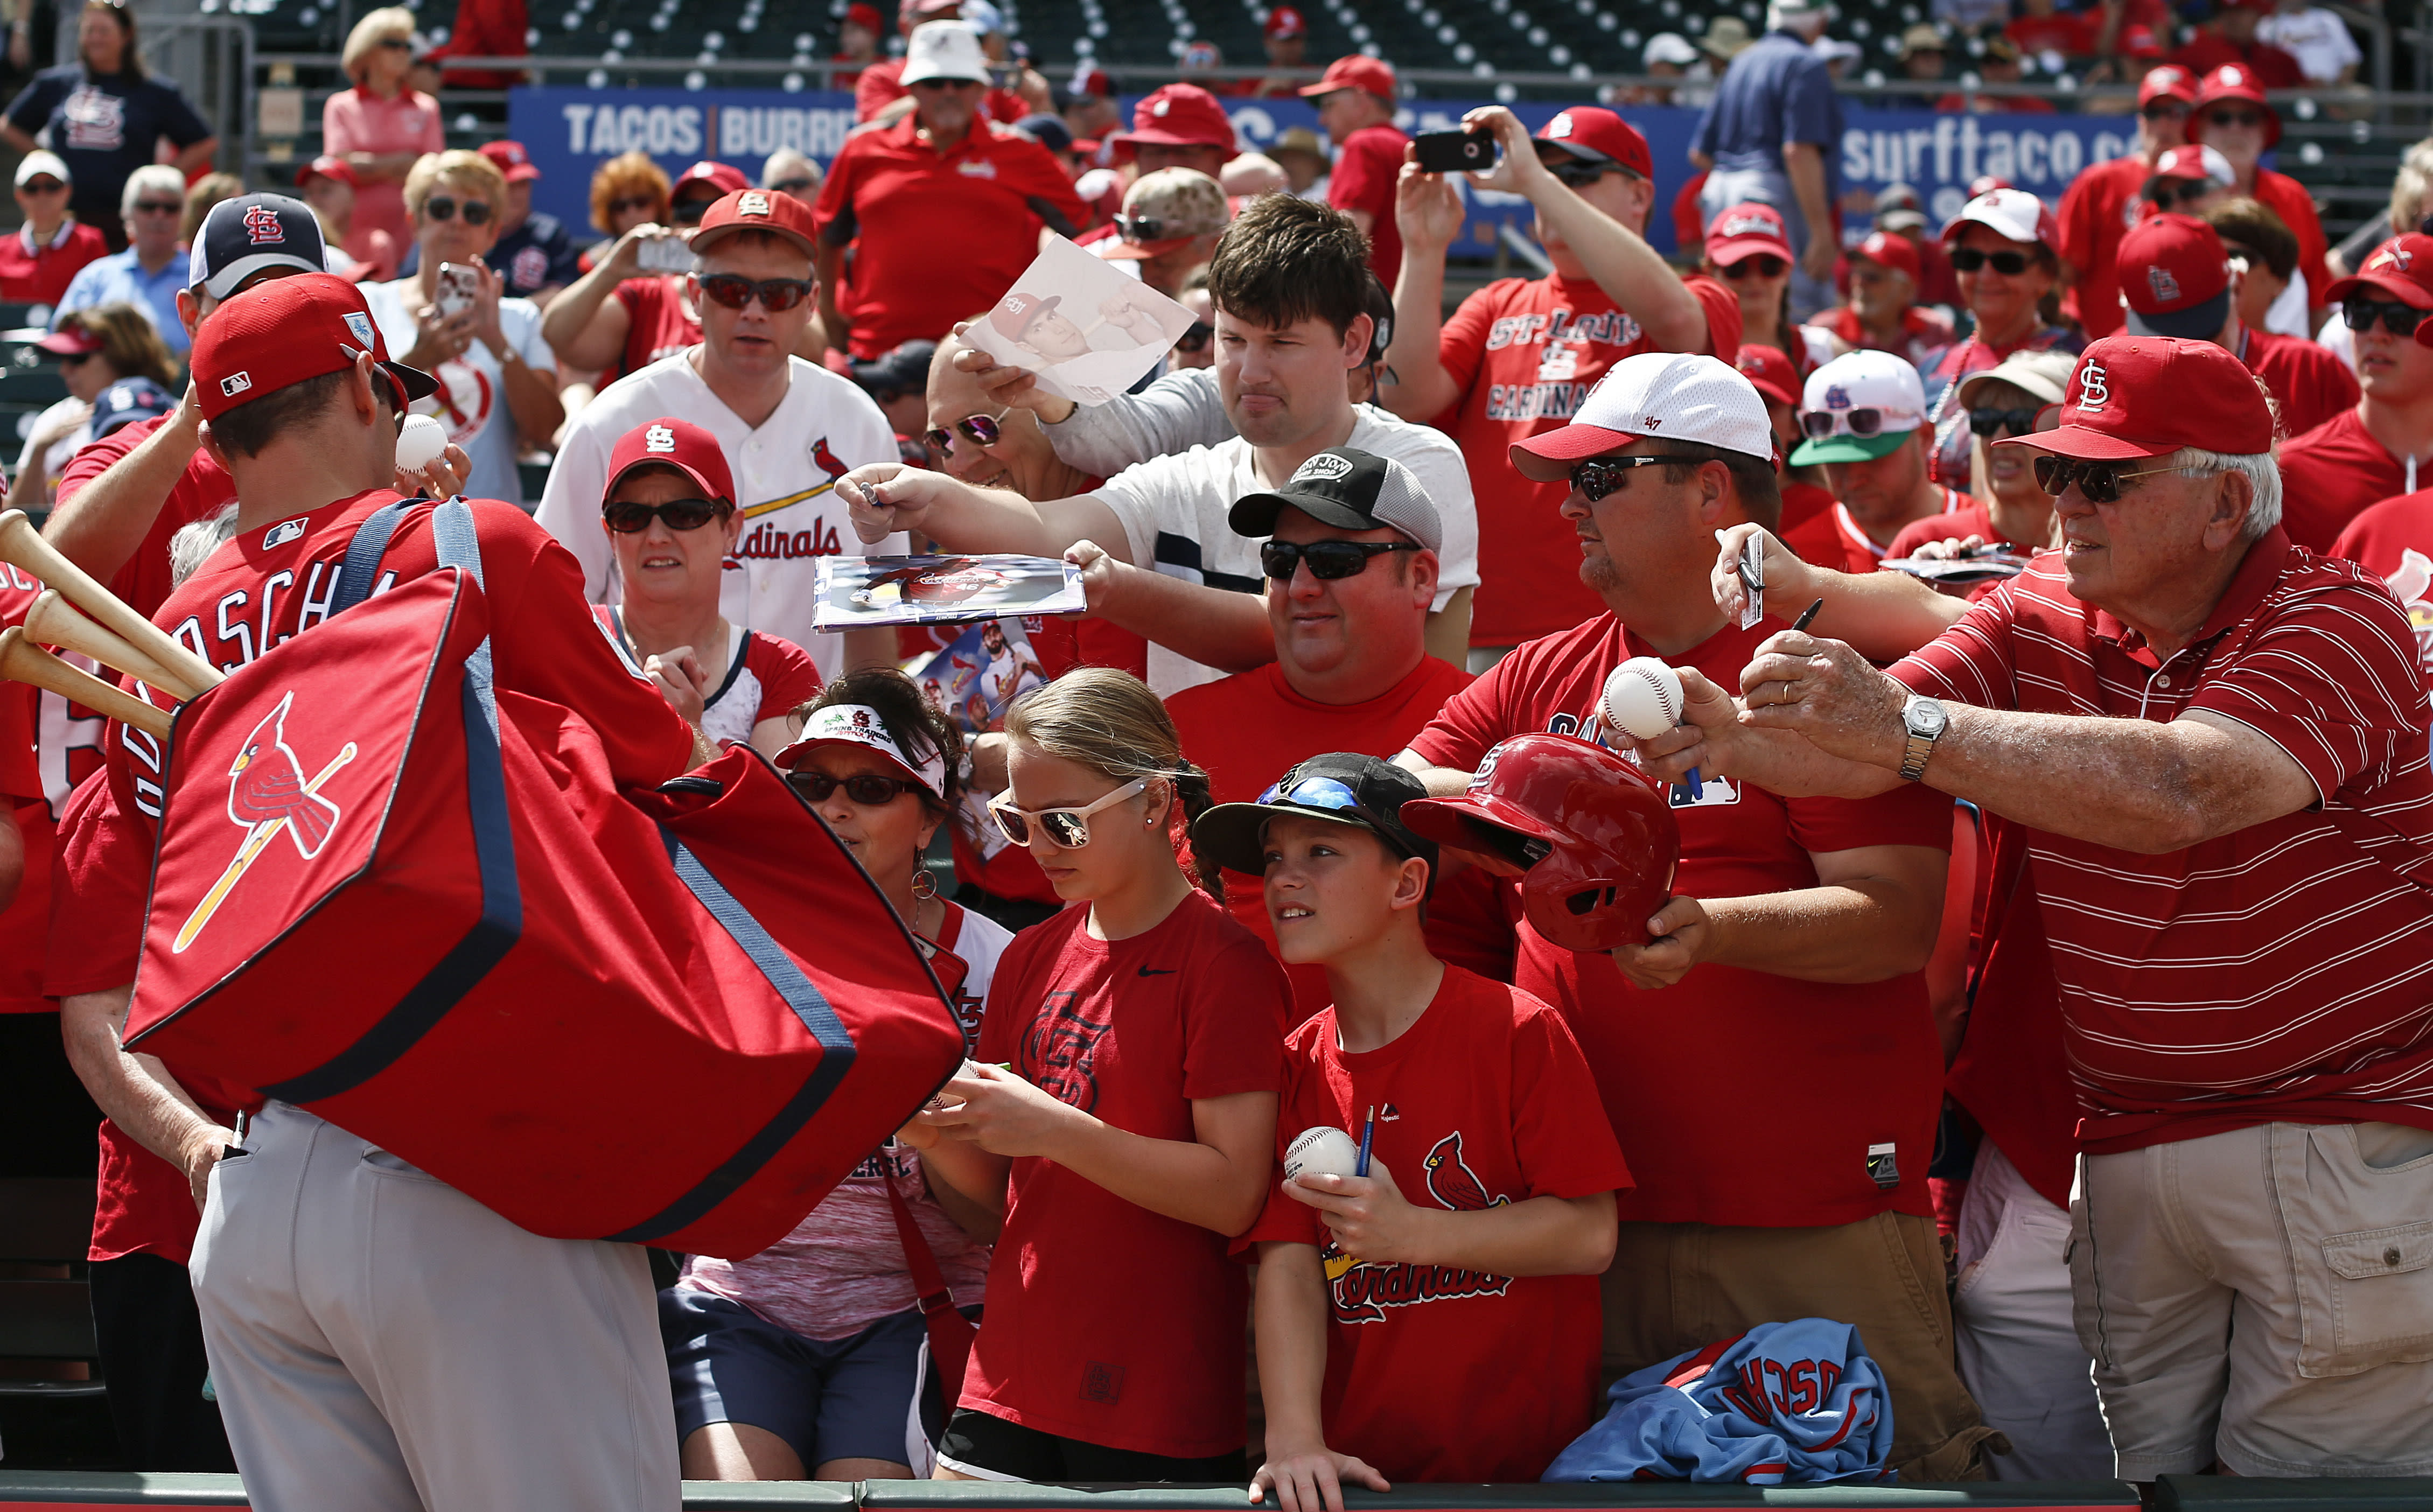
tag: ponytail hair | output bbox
[1003,667,1225,902]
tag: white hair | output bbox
[120,164,186,220]
[168,502,240,587]
[2165,447,2281,540]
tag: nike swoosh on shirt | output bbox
[1137,965,1178,977]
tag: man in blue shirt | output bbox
[1691,0,1843,318]
[54,164,189,353]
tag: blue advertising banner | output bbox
[509,85,2147,257]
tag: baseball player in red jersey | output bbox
[50,272,703,1512]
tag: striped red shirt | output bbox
[1891,529,2433,1152]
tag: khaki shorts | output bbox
[2070,1120,2433,1479]
[1604,1210,1997,1481]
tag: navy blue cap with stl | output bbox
[90,376,176,438]
[1013,114,1076,155]
[188,194,327,300]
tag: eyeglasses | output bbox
[608,194,662,216]
[2033,454,2180,502]
[1801,408,1892,438]
[57,349,95,367]
[988,778,1148,849]
[1948,247,2034,275]
[2144,178,2212,208]
[20,178,65,193]
[1258,538,1422,580]
[788,771,922,806]
[1175,320,1212,354]
[1547,158,1623,190]
[131,200,182,215]
[769,177,816,194]
[603,498,728,532]
[1114,211,1181,243]
[376,36,413,48]
[924,407,1009,456]
[423,195,492,226]
[1718,255,1787,280]
[1568,453,1713,501]
[670,197,715,225]
[2344,297,2429,338]
[698,274,814,311]
[1968,406,2040,438]
[2206,109,2262,129]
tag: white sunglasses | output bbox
[987,779,1148,849]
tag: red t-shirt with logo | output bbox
[613,276,702,382]
[2242,325,2359,445]
[814,118,1089,360]
[1164,655,1485,1015]
[1328,124,1410,287]
[2058,152,2150,339]
[2278,408,2406,551]
[1435,272,1743,646]
[1405,613,1952,1227]
[2329,487,2433,697]
[963,889,1289,1457]
[1238,968,1632,1482]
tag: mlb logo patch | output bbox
[646,423,677,452]
[263,517,306,549]
[220,372,253,398]
[342,311,375,349]
[243,204,284,246]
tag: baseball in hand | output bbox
[394,413,448,473]
[1284,1125,1361,1183]
[1601,656,1687,740]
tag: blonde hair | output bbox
[404,149,508,222]
[342,6,417,84]
[1002,667,1223,900]
[179,171,243,243]
[2391,138,2433,237]
[57,302,178,389]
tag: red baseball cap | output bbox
[2327,232,2433,310]
[1852,229,1920,282]
[2190,65,2281,149]
[1299,54,1396,100]
[1733,344,1801,410]
[605,416,735,506]
[191,272,438,422]
[689,186,819,259]
[843,3,882,27]
[2118,213,2230,339]
[673,159,752,199]
[1110,84,1239,155]
[2149,143,2234,186]
[1705,202,1793,267]
[1069,65,1114,100]
[1999,335,2270,460]
[478,139,542,184]
[2137,64,2197,108]
[1264,5,1306,37]
[1532,108,1652,181]
[35,326,103,356]
[296,153,360,190]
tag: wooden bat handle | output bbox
[0,509,223,696]
[0,627,172,739]
[23,589,201,701]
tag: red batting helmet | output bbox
[1401,732,1679,953]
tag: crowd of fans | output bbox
[5,0,2433,1500]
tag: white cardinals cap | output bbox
[1508,351,1773,481]
[1789,349,1928,464]
[1940,186,2059,249]
[774,704,949,798]
[13,150,68,187]
[901,20,991,85]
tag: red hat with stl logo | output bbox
[2190,65,2281,149]
[605,416,735,506]
[1852,229,1920,282]
[689,186,819,259]
[1299,54,1397,100]
[2119,213,2231,339]
[478,139,542,184]
[2137,64,2197,108]
[673,159,752,198]
[1997,335,2270,460]
[1532,107,1652,181]
[191,272,439,421]
[1110,83,1239,156]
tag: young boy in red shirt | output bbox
[1192,754,1632,1505]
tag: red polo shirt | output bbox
[2277,408,2411,551]
[813,117,1087,360]
[1329,123,1409,286]
[0,219,107,305]
[2058,152,2150,339]
[1892,535,2433,1151]
[1432,272,1742,646]
[2329,487,2433,695]
[1405,612,1952,1227]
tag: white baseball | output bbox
[1601,656,1686,740]
[1284,1125,1360,1183]
[393,413,448,473]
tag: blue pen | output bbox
[1354,1105,1375,1179]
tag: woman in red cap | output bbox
[1918,187,2082,487]
[1704,202,1831,377]
[595,415,823,754]
[5,301,174,512]
[2185,64,2331,331]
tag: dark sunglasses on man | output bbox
[2140,100,2189,121]
[925,408,1009,457]
[670,197,716,225]
[1546,158,1619,190]
[604,498,729,533]
[1565,453,1713,503]
[1258,538,1421,580]
[1948,246,2033,275]
[423,195,492,226]
[1113,212,1177,243]
[2344,296,2429,338]
[768,177,816,194]
[2033,454,2180,503]
[2144,178,2211,209]
[698,274,814,311]
[2206,109,2262,130]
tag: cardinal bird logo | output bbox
[1320,1129,1515,1321]
[1423,1131,1512,1212]
[172,691,358,954]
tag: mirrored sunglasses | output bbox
[1801,408,1891,439]
[1568,453,1712,502]
[988,778,1149,849]
[698,274,813,311]
[924,408,1008,457]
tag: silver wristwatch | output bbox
[1898,696,1948,782]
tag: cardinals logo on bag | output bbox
[172,691,359,953]
[1324,1131,1515,1324]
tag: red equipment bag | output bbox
[124,499,966,1258]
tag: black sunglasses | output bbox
[670,197,715,225]
[2207,109,2262,129]
[698,274,814,311]
[1948,247,2033,275]
[2144,178,2211,208]
[604,498,728,532]
[1969,406,2040,438]
[1547,158,1623,189]
[423,195,492,226]
[1258,539,1422,580]
[769,177,816,193]
[788,771,921,806]
[20,178,64,193]
[924,409,1007,456]
[1568,453,1713,501]
[2344,297,2429,338]
[131,200,183,215]
[2033,454,2179,502]
[1802,408,1889,438]
[1175,320,1212,354]
[1114,211,1183,243]
[1719,255,1787,280]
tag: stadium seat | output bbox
[0,1179,114,1471]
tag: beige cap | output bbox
[1101,168,1230,260]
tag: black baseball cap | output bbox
[1189,752,1438,881]
[1013,113,1076,155]
[850,338,938,401]
[189,193,327,300]
[1227,446,1443,553]
[90,376,176,438]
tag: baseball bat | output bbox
[23,589,204,701]
[0,627,172,739]
[0,510,223,696]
